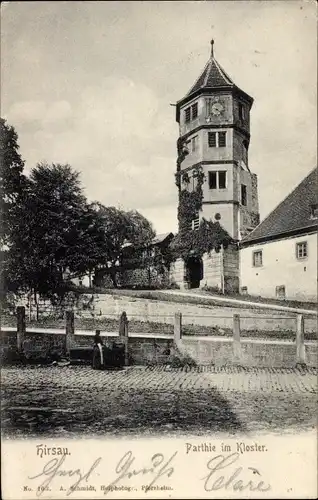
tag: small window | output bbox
[241,184,247,206]
[208,131,226,147]
[239,102,245,120]
[208,132,216,147]
[253,250,263,267]
[190,135,198,152]
[192,216,200,231]
[310,203,318,219]
[208,171,227,189]
[205,98,212,118]
[218,131,226,147]
[185,107,191,123]
[208,171,217,189]
[191,102,198,119]
[275,285,286,299]
[218,171,226,189]
[296,242,307,260]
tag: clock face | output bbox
[211,102,224,116]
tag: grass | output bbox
[88,287,317,313]
[199,287,318,310]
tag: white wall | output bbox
[240,232,317,302]
[71,274,91,288]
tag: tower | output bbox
[175,40,259,240]
[170,41,260,291]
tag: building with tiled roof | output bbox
[240,168,318,301]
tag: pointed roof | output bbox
[176,40,253,115]
[241,167,318,246]
[187,41,235,96]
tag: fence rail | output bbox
[2,306,312,366]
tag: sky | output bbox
[1,0,317,234]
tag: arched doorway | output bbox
[186,256,203,289]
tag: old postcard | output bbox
[1,1,317,498]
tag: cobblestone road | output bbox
[2,365,317,438]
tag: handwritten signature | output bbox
[28,454,102,497]
[28,451,177,496]
[28,449,270,495]
[202,452,271,492]
[103,450,177,494]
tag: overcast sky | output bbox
[2,1,317,234]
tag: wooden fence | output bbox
[12,306,308,366]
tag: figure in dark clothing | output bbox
[94,330,103,346]
[92,330,104,369]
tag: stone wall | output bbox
[201,251,222,289]
[1,329,317,368]
[96,267,170,289]
[169,258,185,288]
[223,244,240,293]
[179,337,317,368]
[8,293,317,333]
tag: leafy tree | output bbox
[0,119,29,308]
[1,122,157,301]
[90,204,155,287]
[125,209,155,247]
[0,118,27,246]
[5,162,92,303]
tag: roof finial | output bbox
[210,39,214,58]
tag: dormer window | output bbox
[310,203,318,219]
[185,107,191,123]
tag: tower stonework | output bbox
[170,41,260,291]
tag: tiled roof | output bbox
[152,232,174,245]
[122,232,174,250]
[186,56,235,96]
[242,167,318,245]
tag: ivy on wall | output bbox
[171,165,232,261]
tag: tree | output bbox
[5,162,92,303]
[89,204,155,287]
[0,118,27,246]
[0,119,29,308]
[125,209,155,247]
[1,122,157,301]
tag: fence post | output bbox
[124,321,129,367]
[65,310,75,355]
[174,312,182,346]
[233,313,242,360]
[17,306,26,352]
[119,311,129,366]
[296,314,306,365]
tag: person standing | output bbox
[92,330,104,369]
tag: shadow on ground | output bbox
[2,387,243,438]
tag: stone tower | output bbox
[170,41,260,291]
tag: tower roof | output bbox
[176,40,253,114]
[186,40,235,96]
